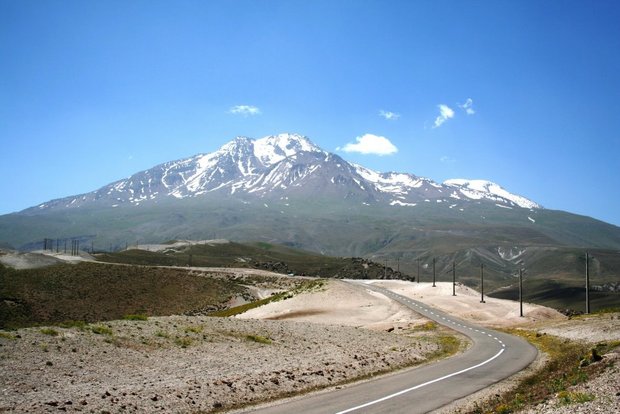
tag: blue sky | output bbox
[1,1,619,226]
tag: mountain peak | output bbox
[253,133,323,166]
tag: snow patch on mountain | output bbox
[444,179,541,209]
[254,133,323,166]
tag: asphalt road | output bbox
[246,281,537,414]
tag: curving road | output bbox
[247,281,537,414]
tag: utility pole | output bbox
[417,258,420,283]
[480,263,485,303]
[585,252,590,314]
[432,258,436,287]
[64,240,67,254]
[452,261,456,296]
[519,268,523,317]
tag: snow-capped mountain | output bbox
[32,132,541,212]
[6,132,620,256]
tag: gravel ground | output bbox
[0,315,440,413]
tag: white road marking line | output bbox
[335,348,506,414]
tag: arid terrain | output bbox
[0,277,448,413]
[1,267,618,413]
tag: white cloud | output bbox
[459,98,475,115]
[433,104,455,128]
[340,133,398,156]
[440,155,456,163]
[229,105,261,116]
[379,110,400,120]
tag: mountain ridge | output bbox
[25,132,541,214]
[2,132,619,265]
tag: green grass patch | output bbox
[40,328,59,336]
[246,334,272,345]
[184,325,203,334]
[155,330,170,339]
[557,390,595,405]
[418,321,438,331]
[58,320,87,329]
[0,331,17,340]
[424,334,462,361]
[90,325,113,336]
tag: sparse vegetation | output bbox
[155,330,170,338]
[245,334,272,344]
[174,337,192,348]
[465,331,619,414]
[39,328,59,336]
[557,390,595,405]
[123,314,148,321]
[0,262,249,329]
[208,294,285,317]
[417,321,438,331]
[97,241,409,280]
[58,320,87,329]
[425,333,463,361]
[209,279,326,318]
[0,331,17,340]
[90,325,113,336]
[184,325,203,334]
